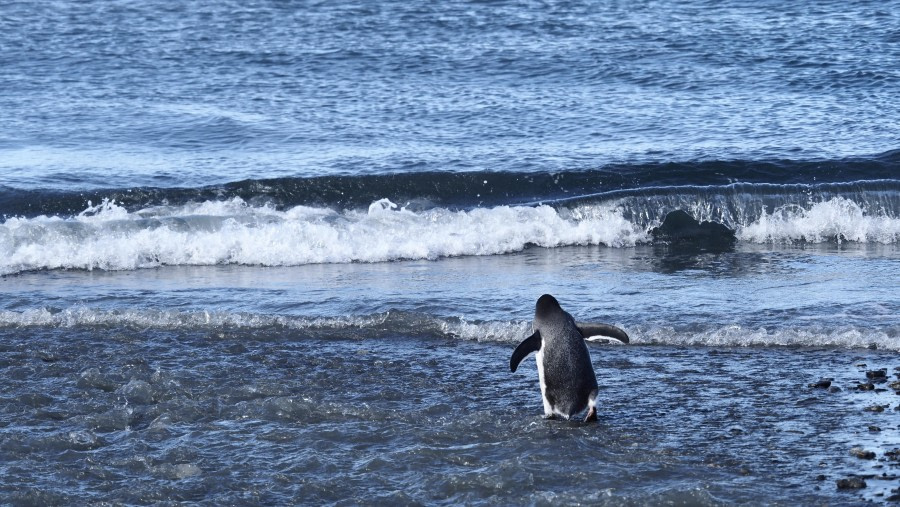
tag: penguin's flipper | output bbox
[577,322,629,344]
[510,331,542,372]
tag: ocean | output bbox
[1,0,898,504]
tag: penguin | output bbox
[510,294,629,421]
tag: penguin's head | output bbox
[535,294,561,320]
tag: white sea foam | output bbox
[1,307,896,351]
[738,197,900,244]
[631,324,898,351]
[0,306,389,331]
[1,196,897,275]
[0,197,644,275]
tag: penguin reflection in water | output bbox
[510,294,629,422]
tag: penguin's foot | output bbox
[584,406,597,422]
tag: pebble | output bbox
[850,447,876,460]
[836,477,866,490]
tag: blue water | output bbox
[2,1,899,504]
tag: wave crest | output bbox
[0,197,645,275]
[1,191,898,275]
[2,307,897,351]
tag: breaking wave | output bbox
[1,185,898,275]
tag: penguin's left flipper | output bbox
[510,331,542,372]
[577,323,629,345]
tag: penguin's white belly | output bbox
[535,348,557,417]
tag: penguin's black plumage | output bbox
[510,294,628,421]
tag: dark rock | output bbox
[886,493,900,502]
[889,381,900,390]
[858,382,876,391]
[816,474,827,481]
[868,369,887,379]
[837,477,867,490]
[649,210,736,248]
[809,379,832,389]
[828,386,842,393]
[886,449,900,461]
[850,447,876,460]
[864,405,886,413]
[869,426,882,432]
[868,343,879,350]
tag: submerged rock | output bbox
[836,477,867,490]
[858,382,875,391]
[867,369,888,379]
[76,368,118,392]
[121,379,154,405]
[809,379,832,389]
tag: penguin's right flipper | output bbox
[510,331,542,372]
[577,322,629,344]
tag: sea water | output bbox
[1,0,899,504]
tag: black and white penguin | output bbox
[510,294,629,421]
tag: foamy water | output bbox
[2,195,897,275]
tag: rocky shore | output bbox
[831,365,900,502]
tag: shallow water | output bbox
[2,246,899,504]
[2,326,898,505]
